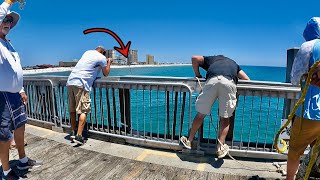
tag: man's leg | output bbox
[70,112,77,132]
[217,117,230,150]
[0,140,10,171]
[14,125,26,159]
[286,158,300,180]
[188,113,206,142]
[77,113,87,136]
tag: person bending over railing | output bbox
[66,46,113,145]
[180,54,249,158]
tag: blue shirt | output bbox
[67,50,107,91]
[295,39,320,120]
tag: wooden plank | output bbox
[207,172,225,180]
[98,158,133,180]
[117,160,149,180]
[189,170,209,180]
[223,174,240,180]
[138,162,165,180]
[30,143,90,179]
[80,154,125,180]
[50,151,104,179]
[170,167,193,180]
[152,165,181,180]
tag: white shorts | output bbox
[195,75,237,118]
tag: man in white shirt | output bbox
[67,46,112,144]
[0,0,41,179]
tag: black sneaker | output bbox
[1,170,24,180]
[74,135,85,145]
[17,158,43,170]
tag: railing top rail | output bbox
[24,75,301,93]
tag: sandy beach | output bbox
[23,64,191,75]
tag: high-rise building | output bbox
[127,50,138,65]
[105,49,116,60]
[146,55,154,65]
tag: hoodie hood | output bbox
[303,17,320,41]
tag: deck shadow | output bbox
[176,152,224,168]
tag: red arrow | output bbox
[83,28,131,58]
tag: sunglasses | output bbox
[3,17,13,24]
[102,51,106,56]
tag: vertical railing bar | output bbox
[93,88,98,130]
[256,94,263,150]
[112,88,116,133]
[47,85,52,122]
[271,92,281,152]
[247,93,254,150]
[150,90,152,140]
[117,89,121,135]
[130,88,133,137]
[240,94,246,150]
[157,86,160,140]
[129,88,133,136]
[142,88,146,139]
[179,92,186,140]
[99,87,104,132]
[63,86,68,126]
[172,89,178,142]
[106,87,111,133]
[56,86,62,125]
[264,91,272,151]
[164,87,167,141]
[136,88,139,137]
[45,86,50,122]
[89,89,93,131]
[123,87,127,136]
[171,88,174,141]
[34,85,39,120]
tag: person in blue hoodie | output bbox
[289,17,320,180]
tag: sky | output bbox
[7,0,320,67]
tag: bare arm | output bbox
[192,56,204,78]
[238,70,250,80]
[102,58,113,77]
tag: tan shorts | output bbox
[196,75,237,118]
[67,86,91,114]
[288,117,320,160]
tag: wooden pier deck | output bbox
[3,125,285,180]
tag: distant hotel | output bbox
[146,54,154,65]
[128,50,138,65]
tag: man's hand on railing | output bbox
[20,92,28,105]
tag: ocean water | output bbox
[28,65,287,145]
[31,65,286,82]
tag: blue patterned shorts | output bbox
[0,92,27,141]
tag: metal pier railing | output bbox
[23,76,300,159]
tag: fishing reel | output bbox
[16,0,26,10]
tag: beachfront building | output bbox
[127,50,138,65]
[59,60,78,67]
[105,49,117,60]
[146,54,154,65]
[113,55,127,65]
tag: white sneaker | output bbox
[180,136,191,149]
[216,144,229,158]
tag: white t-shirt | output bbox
[0,2,24,93]
[67,50,107,91]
